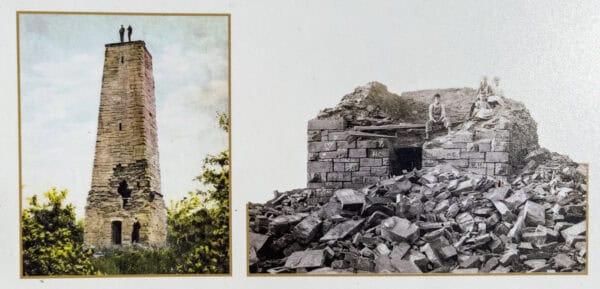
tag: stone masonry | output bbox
[307,118,390,190]
[84,41,167,248]
[307,82,538,190]
[422,129,512,181]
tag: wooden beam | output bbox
[353,123,425,131]
[347,131,397,139]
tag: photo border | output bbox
[17,10,232,279]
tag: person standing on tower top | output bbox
[127,25,133,42]
[119,25,125,43]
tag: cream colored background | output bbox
[1,0,599,288]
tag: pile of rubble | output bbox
[316,82,476,127]
[249,148,587,274]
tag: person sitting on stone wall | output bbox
[471,93,494,120]
[425,93,451,139]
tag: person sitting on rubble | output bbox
[471,93,494,120]
[487,76,505,107]
[425,93,451,139]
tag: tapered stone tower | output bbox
[84,40,167,248]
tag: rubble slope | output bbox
[249,149,587,274]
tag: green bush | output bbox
[92,247,178,275]
[22,188,97,276]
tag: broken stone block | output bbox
[456,212,475,232]
[420,173,438,184]
[564,205,586,222]
[308,117,346,130]
[320,218,364,241]
[490,265,511,273]
[293,215,323,244]
[331,259,347,269]
[360,247,375,258]
[365,211,390,228]
[485,186,511,201]
[380,216,420,243]
[420,243,442,267]
[445,203,460,218]
[553,253,575,270]
[518,242,534,251]
[524,259,549,271]
[269,214,308,235]
[452,268,479,274]
[499,250,518,266]
[453,180,474,193]
[390,242,411,261]
[460,255,481,269]
[356,256,375,272]
[335,189,365,211]
[504,189,529,210]
[374,255,394,273]
[507,213,526,242]
[433,199,450,213]
[249,232,270,256]
[408,250,429,270]
[536,225,560,242]
[492,200,514,222]
[560,221,586,247]
[487,235,504,253]
[393,260,422,273]
[285,249,327,269]
[438,245,457,259]
[521,231,546,246]
[466,233,492,248]
[375,243,391,257]
[523,201,546,226]
[480,257,499,273]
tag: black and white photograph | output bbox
[244,1,592,276]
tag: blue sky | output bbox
[19,13,229,217]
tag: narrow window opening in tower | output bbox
[148,191,155,202]
[119,123,122,131]
[118,180,131,207]
[111,221,122,245]
[131,220,141,243]
[121,56,124,64]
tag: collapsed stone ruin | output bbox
[249,82,587,274]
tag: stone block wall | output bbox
[307,117,390,189]
[422,128,512,180]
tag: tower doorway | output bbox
[111,221,122,245]
[390,147,422,176]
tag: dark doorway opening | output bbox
[111,221,122,245]
[390,147,422,176]
[131,220,141,243]
[118,180,131,207]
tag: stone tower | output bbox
[84,40,167,248]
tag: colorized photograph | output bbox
[19,12,230,276]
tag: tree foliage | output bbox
[22,188,96,275]
[167,112,230,273]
